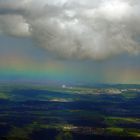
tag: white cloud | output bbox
[0,0,140,60]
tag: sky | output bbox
[0,0,140,84]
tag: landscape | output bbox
[0,0,140,140]
[0,83,139,140]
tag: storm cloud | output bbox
[0,0,140,60]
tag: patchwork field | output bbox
[0,84,139,140]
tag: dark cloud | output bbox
[0,0,140,60]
